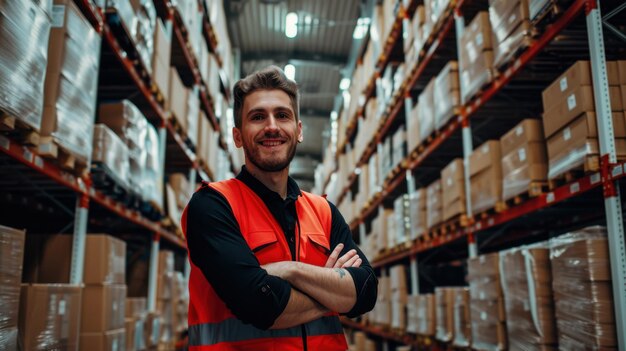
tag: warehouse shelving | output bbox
[336,0,626,348]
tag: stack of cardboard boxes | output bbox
[125,297,147,351]
[489,0,533,69]
[40,0,101,168]
[92,124,132,190]
[406,99,421,154]
[499,119,548,201]
[403,5,425,68]
[550,227,617,349]
[541,60,626,179]
[426,179,443,229]
[459,12,494,103]
[157,250,176,347]
[393,195,410,248]
[409,188,427,240]
[165,173,192,231]
[0,225,25,350]
[416,294,437,336]
[418,79,436,144]
[370,275,391,326]
[131,0,157,77]
[434,61,461,129]
[500,244,557,350]
[470,140,503,214]
[0,0,52,132]
[435,287,455,342]
[390,265,408,330]
[441,159,466,222]
[468,253,508,350]
[452,287,471,348]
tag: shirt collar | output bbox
[236,166,302,203]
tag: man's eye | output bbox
[277,112,289,119]
[251,114,264,120]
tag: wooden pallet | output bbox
[38,137,88,176]
[151,81,165,105]
[504,181,549,206]
[0,111,40,146]
[530,0,564,27]
[475,206,498,220]
[91,162,129,202]
[548,156,600,189]
[494,34,536,73]
[464,69,496,103]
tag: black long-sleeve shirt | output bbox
[185,167,377,330]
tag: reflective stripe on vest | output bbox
[188,315,343,347]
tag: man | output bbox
[182,66,377,351]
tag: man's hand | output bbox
[325,243,362,269]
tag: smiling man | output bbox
[182,66,377,351]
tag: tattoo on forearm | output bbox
[334,268,346,278]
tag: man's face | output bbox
[233,89,303,172]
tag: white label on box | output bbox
[52,5,65,28]
[509,13,517,24]
[58,300,66,315]
[447,178,452,186]
[613,164,623,177]
[563,127,572,141]
[482,144,490,153]
[476,32,483,46]
[518,148,526,162]
[479,291,485,300]
[516,126,523,136]
[113,301,118,311]
[0,135,9,150]
[570,182,580,194]
[34,156,43,168]
[567,94,577,111]
[481,311,487,320]
[560,77,568,92]
[546,192,555,203]
[23,148,33,163]
[112,339,118,351]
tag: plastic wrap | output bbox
[428,0,451,25]
[92,124,131,189]
[499,243,557,350]
[106,0,136,39]
[548,139,597,179]
[18,284,81,351]
[470,141,503,213]
[452,288,471,347]
[0,225,25,351]
[187,86,200,147]
[132,0,156,75]
[435,287,454,342]
[141,122,163,209]
[501,143,548,200]
[441,158,466,221]
[0,0,51,130]
[434,61,460,129]
[529,0,551,22]
[44,2,100,163]
[393,195,410,246]
[406,98,420,153]
[418,79,435,143]
[126,298,147,319]
[493,18,532,69]
[459,12,494,103]
[426,179,442,229]
[416,294,436,335]
[549,226,617,349]
[409,189,427,240]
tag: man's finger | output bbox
[353,258,362,268]
[325,243,344,268]
[334,249,357,268]
[342,254,360,268]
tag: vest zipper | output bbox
[295,217,307,351]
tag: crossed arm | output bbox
[267,244,362,329]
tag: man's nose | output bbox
[264,115,279,131]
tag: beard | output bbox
[243,133,298,172]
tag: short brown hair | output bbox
[233,65,299,129]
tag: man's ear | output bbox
[233,127,243,148]
[297,120,303,143]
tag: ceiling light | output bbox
[285,64,296,80]
[340,78,351,90]
[285,12,298,38]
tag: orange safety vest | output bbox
[181,179,348,351]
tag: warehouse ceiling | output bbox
[224,0,366,189]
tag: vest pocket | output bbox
[304,232,330,266]
[246,231,282,264]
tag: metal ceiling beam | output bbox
[240,51,347,68]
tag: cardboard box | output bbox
[37,234,126,284]
[81,285,127,332]
[0,225,25,336]
[80,328,125,351]
[543,85,623,138]
[152,19,171,106]
[468,253,504,301]
[470,140,503,213]
[168,68,188,131]
[460,51,494,103]
[391,301,406,329]
[435,287,455,342]
[144,311,162,348]
[19,284,82,351]
[500,246,557,348]
[418,78,436,143]
[550,234,611,282]
[553,281,614,325]
[489,0,530,41]
[471,299,508,351]
[619,61,626,85]
[460,12,493,65]
[542,61,620,112]
[434,61,461,129]
[492,17,533,69]
[426,179,443,229]
[452,287,471,347]
[441,158,466,221]
[406,100,420,153]
[417,294,436,336]
[409,188,427,239]
[500,119,545,155]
